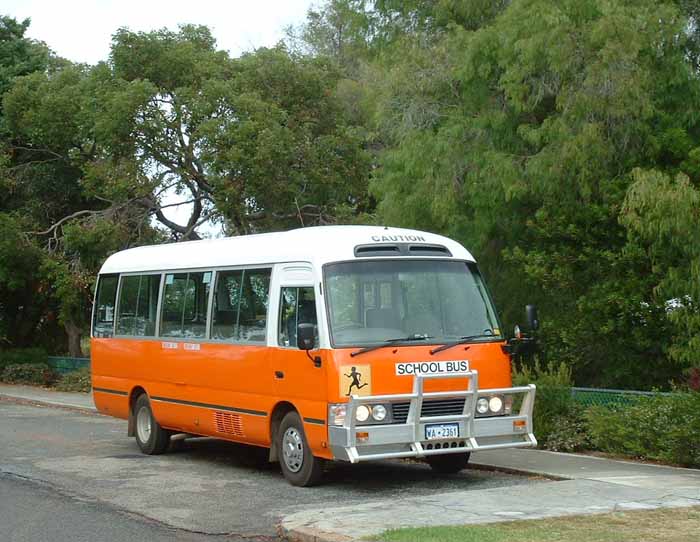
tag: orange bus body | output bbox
[92,340,511,459]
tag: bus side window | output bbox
[211,268,271,343]
[278,287,317,348]
[93,274,118,338]
[161,272,211,339]
[116,274,161,337]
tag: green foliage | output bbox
[365,0,700,389]
[621,169,700,372]
[0,16,49,104]
[53,367,91,393]
[0,347,48,372]
[512,361,586,448]
[1,363,57,386]
[586,393,700,467]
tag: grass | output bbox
[372,506,700,542]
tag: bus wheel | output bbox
[426,452,471,474]
[134,394,170,455]
[277,412,323,487]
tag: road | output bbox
[0,398,545,540]
[1,474,217,542]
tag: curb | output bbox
[469,460,569,481]
[0,393,98,416]
[279,524,356,542]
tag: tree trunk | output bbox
[65,321,84,358]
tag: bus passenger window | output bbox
[211,268,270,343]
[160,272,211,339]
[278,287,317,348]
[115,274,161,337]
[93,274,118,338]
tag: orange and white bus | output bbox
[91,226,536,486]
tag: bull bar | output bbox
[328,370,537,463]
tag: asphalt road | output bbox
[0,398,545,539]
[1,474,220,542]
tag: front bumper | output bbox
[329,370,537,463]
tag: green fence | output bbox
[47,356,90,375]
[571,387,668,408]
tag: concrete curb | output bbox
[278,524,356,542]
[468,460,569,481]
[0,392,98,416]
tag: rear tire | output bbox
[277,412,324,486]
[427,452,471,474]
[134,394,170,455]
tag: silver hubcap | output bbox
[282,427,304,473]
[136,406,152,444]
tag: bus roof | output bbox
[98,225,476,274]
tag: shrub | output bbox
[1,363,58,386]
[54,367,91,393]
[586,392,700,468]
[512,360,588,449]
[0,347,47,373]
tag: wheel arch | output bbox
[127,386,148,437]
[268,400,298,462]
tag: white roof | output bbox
[98,225,475,274]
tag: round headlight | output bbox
[476,398,489,414]
[489,396,503,413]
[372,404,387,422]
[355,405,370,422]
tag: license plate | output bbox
[425,423,459,440]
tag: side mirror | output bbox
[297,323,316,351]
[526,304,539,331]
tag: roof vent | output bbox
[354,244,402,257]
[408,244,452,257]
[354,243,452,257]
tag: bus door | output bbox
[270,264,328,410]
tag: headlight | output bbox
[489,396,503,413]
[329,404,346,426]
[372,404,387,422]
[355,404,370,422]
[476,398,489,414]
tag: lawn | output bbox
[372,506,700,542]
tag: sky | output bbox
[4,0,315,64]
[3,0,317,236]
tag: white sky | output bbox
[3,0,317,237]
[4,0,315,64]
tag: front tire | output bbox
[426,452,471,474]
[134,394,170,455]
[277,412,323,486]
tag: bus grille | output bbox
[214,411,244,436]
[391,398,466,423]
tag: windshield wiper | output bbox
[429,333,498,355]
[350,334,433,357]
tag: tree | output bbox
[1,23,371,354]
[622,169,700,376]
[369,0,700,388]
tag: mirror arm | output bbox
[305,349,322,368]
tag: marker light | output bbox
[476,398,489,414]
[372,404,387,422]
[489,396,503,413]
[355,405,370,422]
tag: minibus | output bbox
[91,226,536,486]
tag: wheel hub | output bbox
[282,427,304,473]
[136,406,152,443]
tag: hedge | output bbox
[1,363,58,386]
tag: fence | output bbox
[571,387,668,408]
[47,356,90,375]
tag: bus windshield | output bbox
[324,260,501,347]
